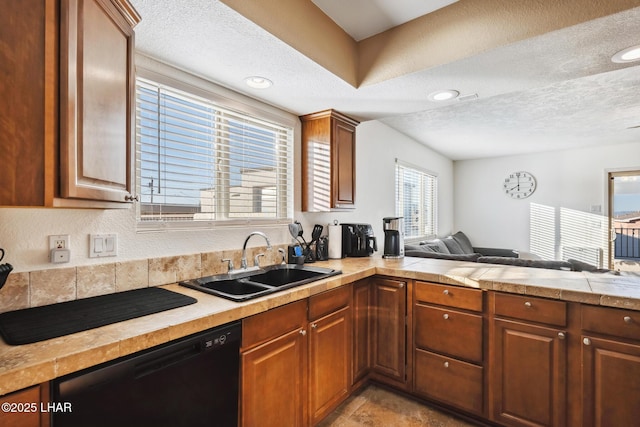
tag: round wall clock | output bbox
[503,171,536,199]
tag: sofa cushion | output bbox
[419,239,449,254]
[405,250,482,262]
[566,258,611,273]
[477,256,572,270]
[451,231,474,254]
[443,236,465,254]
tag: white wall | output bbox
[0,117,452,272]
[454,141,640,262]
[300,120,455,245]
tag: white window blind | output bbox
[395,160,437,240]
[136,78,293,225]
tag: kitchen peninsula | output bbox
[1,256,639,427]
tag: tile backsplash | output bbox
[0,244,286,314]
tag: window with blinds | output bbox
[395,160,438,239]
[136,78,293,226]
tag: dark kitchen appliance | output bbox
[383,217,405,259]
[341,223,377,257]
[52,321,241,427]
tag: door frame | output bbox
[606,168,640,269]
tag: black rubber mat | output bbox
[0,287,197,345]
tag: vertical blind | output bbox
[395,160,438,239]
[136,78,293,224]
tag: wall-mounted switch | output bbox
[89,234,118,258]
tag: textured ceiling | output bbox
[310,0,459,41]
[130,0,640,160]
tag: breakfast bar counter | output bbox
[1,256,639,397]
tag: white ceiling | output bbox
[310,0,459,41]
[130,0,640,161]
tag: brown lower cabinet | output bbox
[0,384,50,427]
[370,277,408,386]
[5,278,640,427]
[490,293,568,427]
[241,286,352,427]
[580,305,640,427]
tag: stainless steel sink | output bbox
[179,264,342,302]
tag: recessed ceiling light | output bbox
[428,89,459,101]
[244,76,273,89]
[612,45,640,63]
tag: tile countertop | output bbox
[1,256,640,396]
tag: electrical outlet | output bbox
[49,235,70,251]
[49,235,71,263]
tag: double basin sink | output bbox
[179,264,342,302]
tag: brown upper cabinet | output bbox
[0,0,140,208]
[300,109,358,212]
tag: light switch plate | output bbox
[89,234,118,258]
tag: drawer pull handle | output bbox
[299,329,307,336]
[583,337,591,346]
[311,323,318,329]
[443,313,449,320]
[624,316,633,324]
[443,289,449,295]
[558,332,566,339]
[524,301,532,308]
[444,361,449,368]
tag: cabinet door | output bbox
[0,384,50,427]
[0,0,56,206]
[241,327,307,427]
[581,336,640,427]
[371,278,406,382]
[331,117,355,208]
[352,280,371,384]
[309,306,351,425]
[60,0,136,203]
[491,319,567,427]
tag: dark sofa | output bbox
[404,231,609,272]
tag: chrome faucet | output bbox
[241,231,272,270]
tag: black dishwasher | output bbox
[52,321,240,427]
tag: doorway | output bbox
[608,171,640,271]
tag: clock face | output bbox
[503,171,536,199]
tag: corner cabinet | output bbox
[370,277,408,388]
[59,0,140,205]
[300,109,358,212]
[0,0,139,208]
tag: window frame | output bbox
[134,60,295,231]
[395,159,438,241]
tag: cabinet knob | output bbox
[299,329,307,336]
[583,337,591,346]
[444,361,449,368]
[624,316,633,324]
[399,283,405,288]
[124,194,139,202]
[443,313,450,320]
[524,301,532,308]
[311,323,318,329]
[443,289,449,296]
[558,332,566,339]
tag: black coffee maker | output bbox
[383,217,404,258]
[341,224,377,257]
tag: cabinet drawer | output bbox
[582,305,640,341]
[414,349,483,415]
[415,304,483,363]
[494,293,566,327]
[242,300,307,349]
[308,285,350,321]
[415,282,483,312]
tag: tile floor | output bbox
[318,384,483,427]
